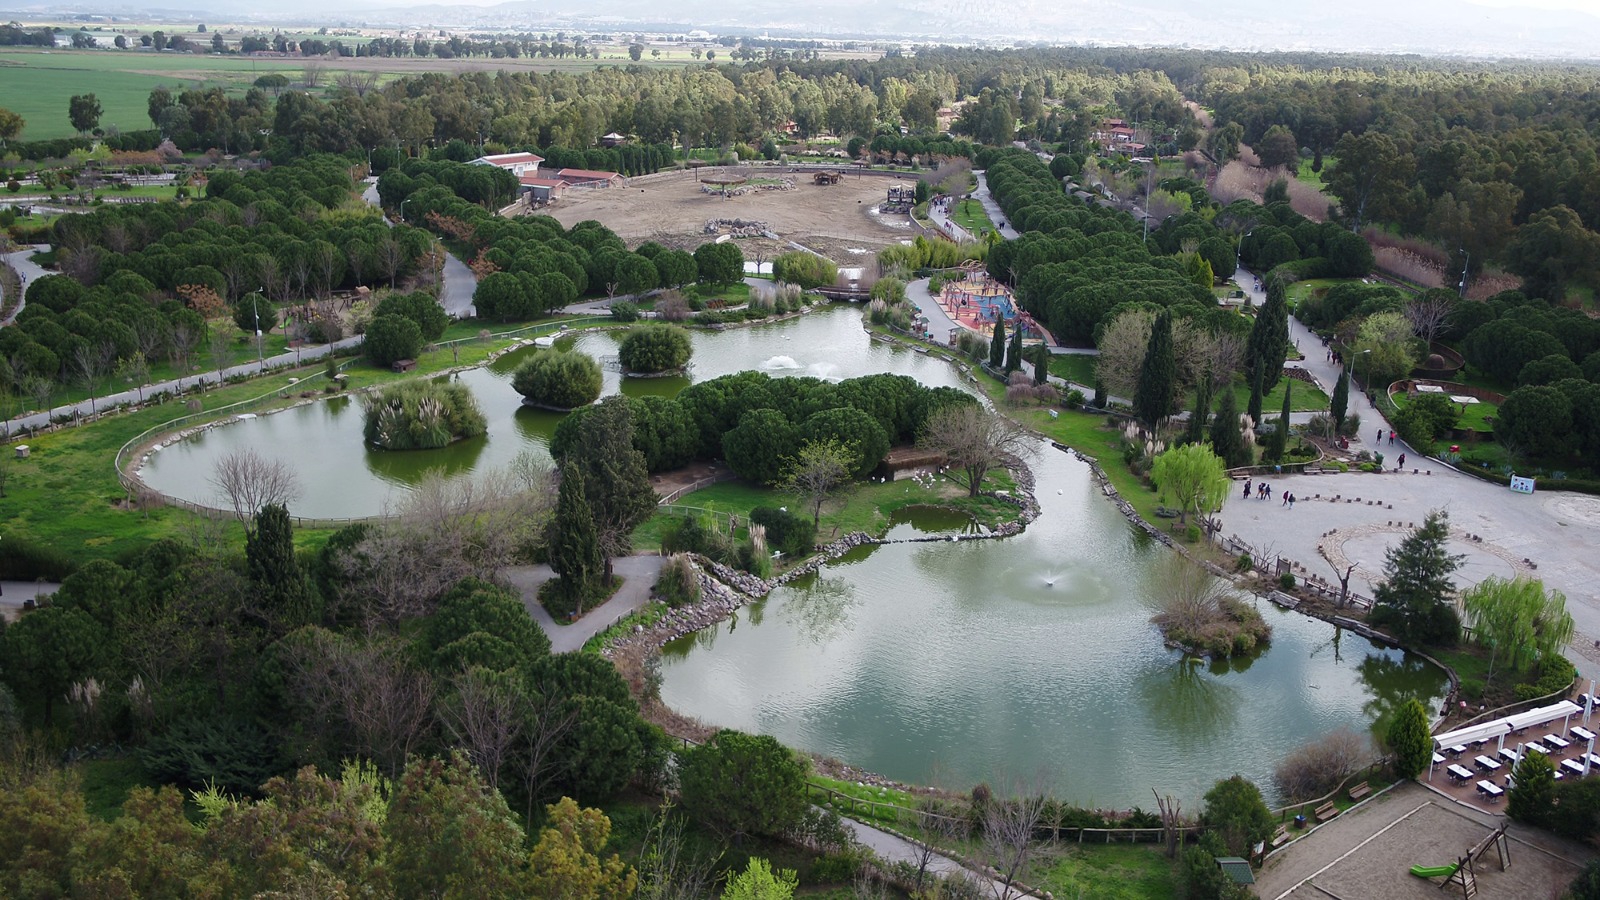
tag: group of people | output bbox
[1242,479,1297,508]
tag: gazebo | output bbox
[700,173,748,198]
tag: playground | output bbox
[1256,781,1592,900]
[934,270,1054,346]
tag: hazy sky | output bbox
[1471,0,1600,10]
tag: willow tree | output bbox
[1149,443,1230,525]
[1461,576,1575,689]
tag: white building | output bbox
[469,152,543,178]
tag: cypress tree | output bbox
[247,503,319,629]
[547,459,603,610]
[989,317,1006,369]
[1267,379,1292,462]
[1247,364,1264,427]
[1004,324,1024,374]
[1185,372,1212,446]
[1245,277,1289,392]
[1092,379,1106,410]
[1331,366,1350,435]
[1032,343,1050,386]
[1133,311,1176,429]
[1209,387,1248,468]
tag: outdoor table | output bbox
[1587,754,1600,768]
[1499,747,1521,764]
[1448,764,1474,783]
[1563,759,1587,777]
[1528,742,1550,755]
[1416,384,1445,393]
[1546,734,1571,750]
[1475,755,1502,772]
[1450,395,1479,405]
[1574,726,1597,742]
[1477,780,1504,801]
[1432,752,1446,765]
[1448,744,1468,756]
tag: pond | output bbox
[658,440,1448,807]
[138,307,971,519]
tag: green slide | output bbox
[1409,863,1459,879]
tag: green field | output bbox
[950,197,995,236]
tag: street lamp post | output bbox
[254,287,264,375]
[398,198,409,224]
[1354,347,1372,406]
[1458,248,1470,300]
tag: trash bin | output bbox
[1294,815,1307,828]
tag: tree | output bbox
[1386,698,1432,780]
[1257,124,1299,171]
[1185,373,1212,446]
[1505,205,1600,302]
[989,316,1006,369]
[678,729,808,844]
[1371,510,1462,645]
[1032,343,1049,387]
[1,604,103,725]
[247,503,318,629]
[526,797,637,900]
[1150,444,1230,526]
[513,350,603,410]
[1352,312,1418,390]
[68,93,102,134]
[1200,775,1272,858]
[1004,325,1024,374]
[571,397,657,580]
[918,403,1031,498]
[375,291,451,342]
[720,858,797,900]
[781,438,855,527]
[801,407,888,479]
[628,43,644,61]
[1507,747,1557,829]
[722,408,798,487]
[1331,367,1349,436]
[693,242,743,285]
[1265,379,1292,463]
[1403,290,1455,349]
[1208,387,1249,468]
[1325,131,1408,230]
[364,314,424,367]
[1133,311,1176,428]
[618,325,691,374]
[209,448,302,525]
[1244,280,1289,393]
[0,107,22,147]
[1460,576,1574,689]
[1497,385,1575,461]
[547,460,604,608]
[385,754,528,900]
[771,252,836,289]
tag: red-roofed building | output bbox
[518,175,569,203]
[550,168,624,189]
[471,152,544,178]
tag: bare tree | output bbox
[439,667,525,791]
[302,62,324,88]
[512,689,579,824]
[902,794,970,893]
[207,328,232,379]
[375,235,405,287]
[209,448,303,526]
[169,322,199,376]
[335,70,380,97]
[1404,292,1455,349]
[1272,727,1371,802]
[24,375,53,415]
[73,341,115,416]
[1150,555,1235,637]
[333,467,553,628]
[278,630,435,779]
[1153,790,1183,859]
[635,808,721,900]
[259,255,287,302]
[918,404,1034,498]
[980,778,1049,900]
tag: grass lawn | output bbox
[1027,843,1178,900]
[1297,157,1330,187]
[687,282,751,306]
[1286,278,1360,311]
[1390,390,1497,432]
[1221,375,1330,415]
[1048,354,1097,386]
[0,51,260,141]
[950,197,995,236]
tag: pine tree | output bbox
[988,317,1006,369]
[547,460,603,609]
[1387,698,1433,779]
[574,397,658,581]
[1133,311,1176,429]
[1209,387,1248,468]
[1370,510,1464,645]
[1004,325,1024,374]
[1032,343,1049,386]
[1247,364,1264,428]
[1331,366,1350,435]
[246,503,319,629]
[1185,372,1212,446]
[1245,277,1289,392]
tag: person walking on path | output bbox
[1282,489,1290,507]
[1398,453,1406,471]
[1377,427,1384,444]
[1244,479,1253,499]
[1288,492,1296,509]
[1389,430,1396,445]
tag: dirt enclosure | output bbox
[1256,782,1592,900]
[545,168,917,263]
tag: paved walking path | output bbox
[971,171,1020,240]
[2,244,49,325]
[503,555,666,653]
[840,816,1016,897]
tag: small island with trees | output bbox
[512,349,604,410]
[618,324,693,376]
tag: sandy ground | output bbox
[1257,781,1593,900]
[546,168,917,263]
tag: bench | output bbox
[1348,781,1371,801]
[1315,802,1340,823]
[1271,824,1291,848]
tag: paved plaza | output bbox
[1220,268,1600,681]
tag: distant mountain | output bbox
[6,0,1600,58]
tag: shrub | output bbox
[655,291,691,321]
[608,300,640,322]
[0,534,80,580]
[1065,389,1085,409]
[750,506,816,556]
[511,350,603,410]
[1279,572,1296,590]
[662,512,733,563]
[375,291,450,341]
[1514,655,1577,701]
[654,554,701,607]
[618,324,692,374]
[361,379,487,450]
[364,314,424,367]
[771,251,838,289]
[1272,727,1370,802]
